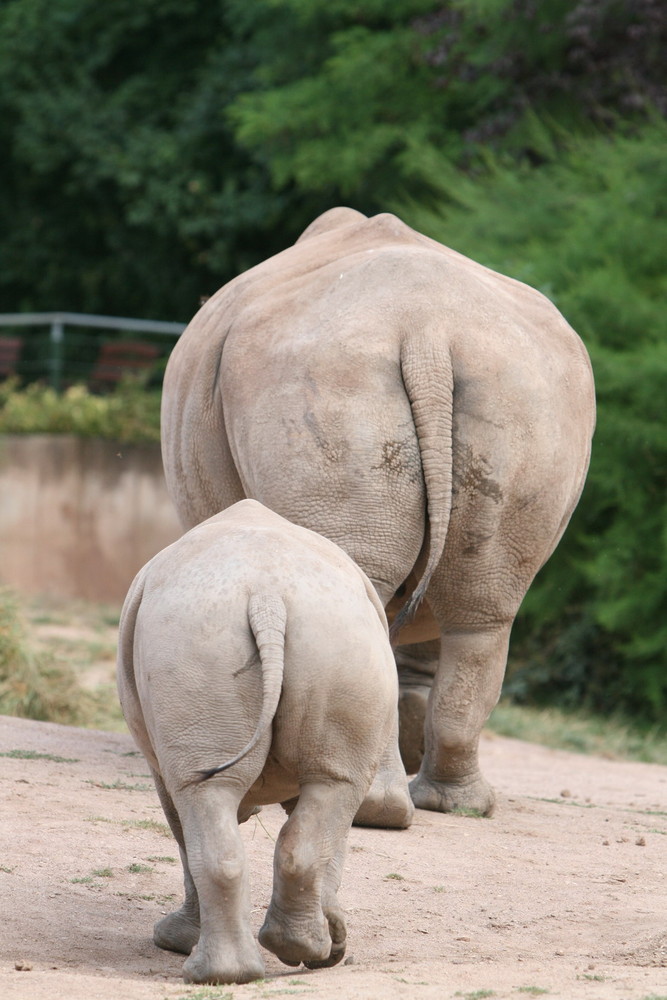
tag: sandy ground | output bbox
[1,715,666,1000]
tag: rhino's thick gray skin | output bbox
[161,207,596,820]
[117,500,404,985]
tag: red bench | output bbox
[90,340,160,390]
[0,337,23,378]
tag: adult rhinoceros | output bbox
[161,207,595,825]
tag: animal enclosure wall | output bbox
[0,435,182,603]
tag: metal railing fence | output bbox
[0,311,186,391]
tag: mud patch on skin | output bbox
[461,527,495,557]
[373,438,422,483]
[453,443,503,503]
[378,441,404,473]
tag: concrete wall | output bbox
[0,435,183,603]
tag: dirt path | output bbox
[1,715,665,1000]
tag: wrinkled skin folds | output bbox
[117,500,408,985]
[161,207,596,819]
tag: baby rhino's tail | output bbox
[196,592,287,782]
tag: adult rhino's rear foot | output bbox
[409,770,495,817]
[354,770,414,829]
[354,717,414,829]
[154,908,200,954]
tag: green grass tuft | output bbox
[0,749,79,763]
[455,991,496,999]
[172,988,235,1000]
[122,818,171,837]
[86,779,152,791]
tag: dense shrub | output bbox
[0,377,161,443]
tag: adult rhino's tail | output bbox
[196,593,287,782]
[389,333,454,643]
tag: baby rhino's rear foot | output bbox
[183,940,265,985]
[304,906,347,969]
[258,904,332,968]
[154,908,200,954]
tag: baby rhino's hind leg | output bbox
[150,770,200,955]
[303,842,347,970]
[259,781,359,968]
[175,782,265,985]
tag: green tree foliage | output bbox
[3,1,664,319]
[227,0,449,204]
[229,0,667,202]
[402,122,667,719]
[0,0,302,317]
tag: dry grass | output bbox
[0,588,96,725]
[23,595,126,731]
[487,701,667,765]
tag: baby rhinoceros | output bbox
[117,499,403,985]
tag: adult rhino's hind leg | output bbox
[395,640,439,775]
[409,624,512,817]
[353,714,414,829]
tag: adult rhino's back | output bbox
[164,207,590,419]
